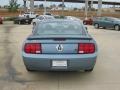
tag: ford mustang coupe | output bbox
[22,19,98,72]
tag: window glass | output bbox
[34,21,86,35]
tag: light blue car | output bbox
[93,17,120,31]
[22,19,98,72]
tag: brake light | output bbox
[24,43,41,54]
[78,43,95,54]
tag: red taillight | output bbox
[78,43,95,54]
[24,43,41,54]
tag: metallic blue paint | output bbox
[22,19,98,71]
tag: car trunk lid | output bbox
[26,35,93,54]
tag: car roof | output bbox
[39,15,53,17]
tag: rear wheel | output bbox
[103,27,106,29]
[94,23,99,29]
[33,22,36,26]
[26,67,34,72]
[28,21,31,24]
[83,21,86,25]
[85,68,93,72]
[114,25,120,31]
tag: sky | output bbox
[0,0,119,8]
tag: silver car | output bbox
[32,15,55,26]
[22,19,98,72]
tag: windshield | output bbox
[34,21,86,35]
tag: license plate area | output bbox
[52,60,67,67]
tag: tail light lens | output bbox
[78,43,95,54]
[24,43,42,54]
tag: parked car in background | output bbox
[14,17,33,24]
[66,16,80,21]
[43,12,53,16]
[19,12,38,18]
[22,19,98,72]
[0,16,3,24]
[32,15,55,26]
[93,17,120,31]
[83,17,93,25]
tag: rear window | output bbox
[34,21,86,35]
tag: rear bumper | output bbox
[22,53,97,71]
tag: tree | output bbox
[8,0,20,12]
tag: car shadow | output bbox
[14,69,93,84]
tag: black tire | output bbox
[83,21,86,25]
[94,23,99,29]
[114,25,120,31]
[33,22,36,26]
[26,67,34,72]
[103,27,106,29]
[85,68,93,72]
[28,22,31,24]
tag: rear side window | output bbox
[34,21,86,35]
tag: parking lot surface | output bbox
[0,21,120,90]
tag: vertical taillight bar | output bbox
[78,43,95,54]
[24,43,41,54]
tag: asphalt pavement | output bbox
[0,21,120,90]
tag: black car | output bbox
[14,17,33,24]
